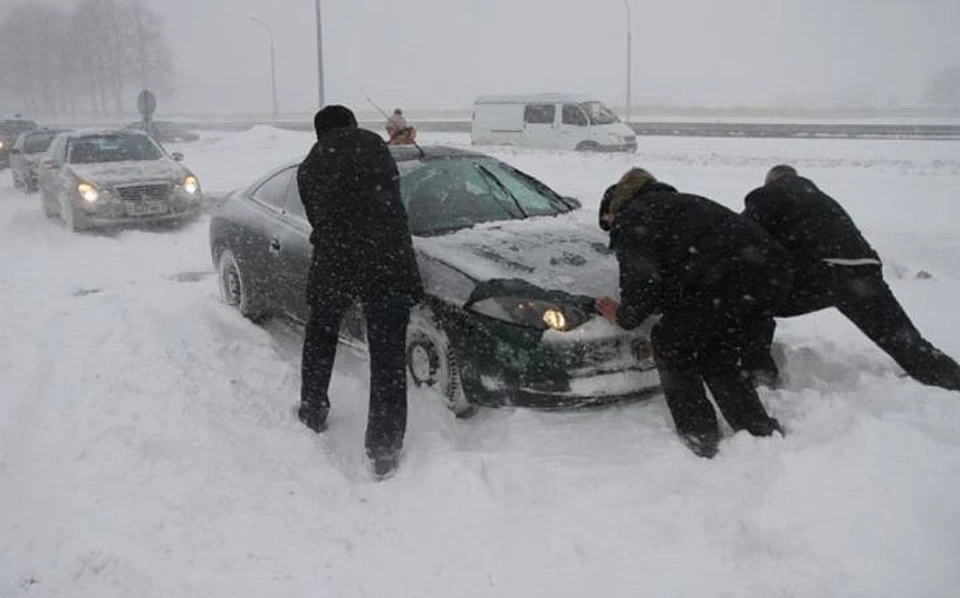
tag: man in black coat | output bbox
[596,168,792,458]
[297,105,424,479]
[742,164,960,392]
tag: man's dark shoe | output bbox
[368,451,400,481]
[297,402,329,433]
[680,431,720,459]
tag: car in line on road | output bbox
[37,129,203,231]
[0,118,39,170]
[9,128,71,192]
[209,145,659,413]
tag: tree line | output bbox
[0,0,174,118]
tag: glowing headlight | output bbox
[0,140,5,149]
[77,182,99,203]
[183,175,199,194]
[542,308,567,331]
[469,296,588,332]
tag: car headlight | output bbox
[77,182,99,203]
[608,133,623,143]
[0,141,5,149]
[183,175,200,194]
[469,296,589,332]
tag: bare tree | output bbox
[0,0,175,118]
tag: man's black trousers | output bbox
[757,263,960,391]
[652,310,782,438]
[301,291,412,457]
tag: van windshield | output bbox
[579,102,620,125]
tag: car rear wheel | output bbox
[406,304,474,417]
[217,249,270,323]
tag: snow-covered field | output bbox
[1,127,959,597]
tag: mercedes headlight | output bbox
[469,297,589,332]
[76,182,99,203]
[183,175,200,194]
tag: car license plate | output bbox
[125,201,169,216]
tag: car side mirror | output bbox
[171,152,184,162]
[40,159,60,170]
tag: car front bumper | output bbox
[450,311,660,409]
[71,194,203,228]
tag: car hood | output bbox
[414,212,619,300]
[68,160,185,186]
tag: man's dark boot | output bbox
[658,368,722,458]
[704,370,782,437]
[680,430,721,459]
[298,399,329,433]
[367,450,400,481]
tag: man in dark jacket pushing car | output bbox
[595,168,792,458]
[741,164,960,392]
[296,105,424,480]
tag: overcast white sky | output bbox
[4,0,960,115]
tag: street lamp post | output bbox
[249,15,279,121]
[622,0,632,125]
[315,0,325,107]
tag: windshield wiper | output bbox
[477,164,527,219]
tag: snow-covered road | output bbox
[1,128,959,597]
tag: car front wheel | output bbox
[406,304,474,417]
[217,249,270,323]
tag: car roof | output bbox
[61,128,152,138]
[389,144,483,163]
[274,144,484,172]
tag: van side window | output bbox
[523,104,555,125]
[562,104,588,127]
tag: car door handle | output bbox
[269,237,281,253]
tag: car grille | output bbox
[115,183,171,202]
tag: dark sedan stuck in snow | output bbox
[209,146,659,411]
[36,129,203,231]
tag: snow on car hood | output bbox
[414,211,619,299]
[68,160,185,186]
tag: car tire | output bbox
[217,248,271,323]
[406,304,474,417]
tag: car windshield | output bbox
[399,156,574,235]
[579,101,620,125]
[68,134,163,164]
[23,131,60,154]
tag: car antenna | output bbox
[366,96,425,159]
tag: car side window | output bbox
[562,104,588,127]
[523,104,555,125]
[48,135,67,162]
[283,182,306,220]
[252,167,295,210]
